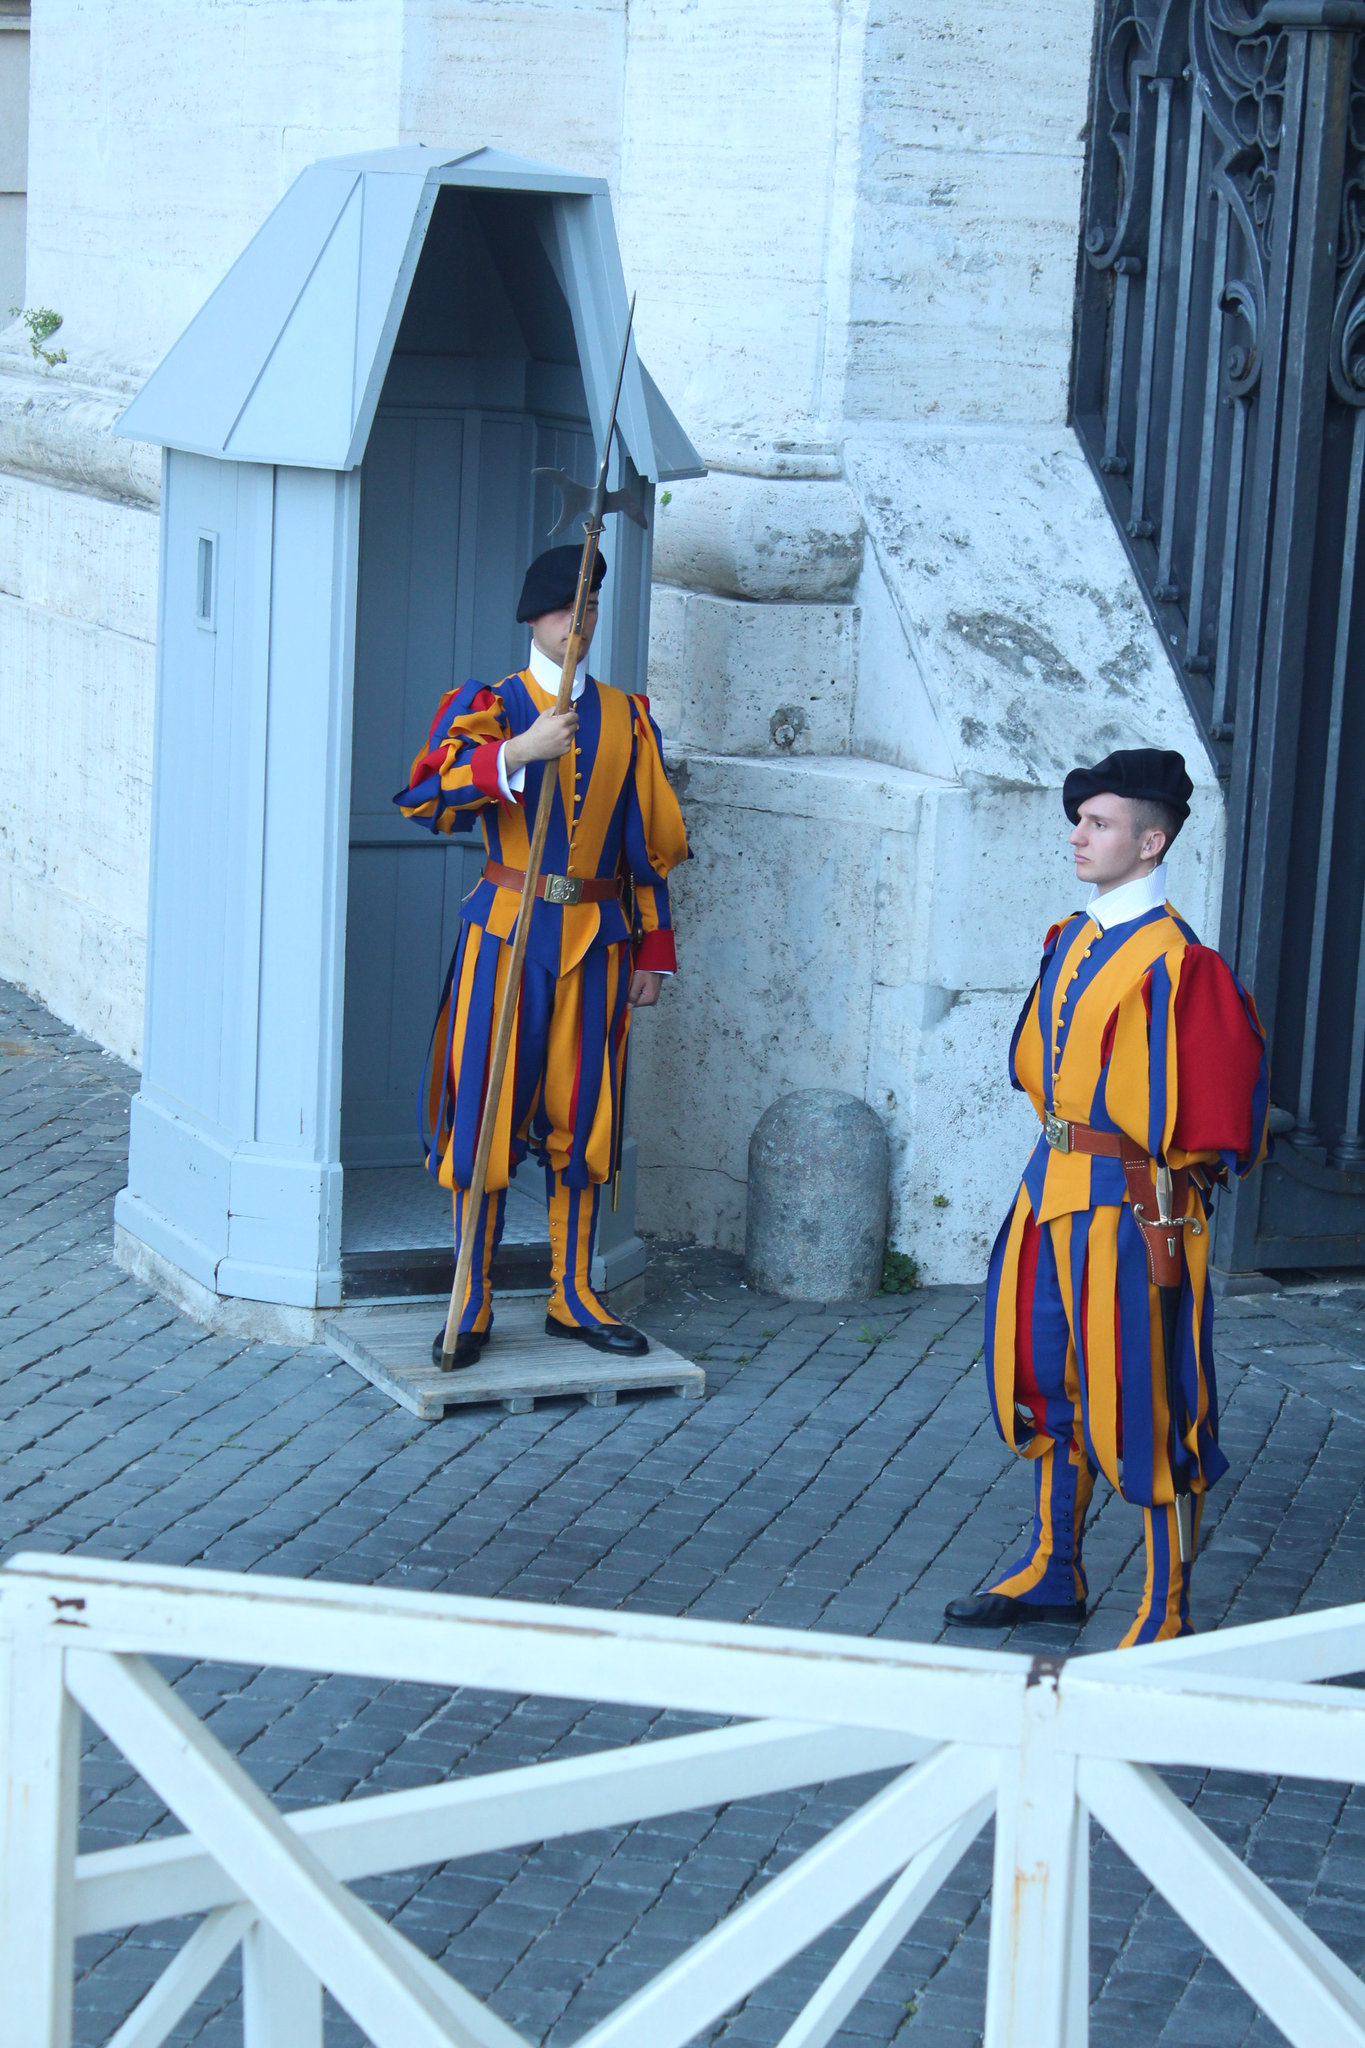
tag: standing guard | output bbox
[396,543,688,1366]
[946,750,1270,1645]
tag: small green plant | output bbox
[12,305,66,367]
[881,1247,921,1294]
[858,1323,889,1345]
[660,488,673,507]
[933,1192,951,1209]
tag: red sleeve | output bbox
[1100,1009,1118,1068]
[469,739,507,802]
[634,929,677,974]
[1171,946,1266,1156]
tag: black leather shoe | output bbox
[545,1315,649,1357]
[944,1592,1087,1628]
[432,1326,489,1371]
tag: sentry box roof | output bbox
[115,145,704,483]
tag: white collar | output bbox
[1086,862,1169,932]
[527,640,588,701]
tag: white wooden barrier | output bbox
[4,1555,1365,2048]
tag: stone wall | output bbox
[632,453,1221,1270]
[638,763,1223,1274]
[846,4,1094,425]
[0,0,1224,1284]
[0,442,157,1059]
[617,0,1224,1277]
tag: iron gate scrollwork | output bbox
[1075,0,1365,1270]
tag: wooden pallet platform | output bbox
[323,1297,705,1421]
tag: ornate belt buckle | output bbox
[1044,1112,1071,1153]
[543,873,583,906]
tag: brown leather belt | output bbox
[1043,1113,1202,1287]
[483,860,619,906]
[1042,1113,1123,1157]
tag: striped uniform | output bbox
[396,666,688,1331]
[984,898,1269,1644]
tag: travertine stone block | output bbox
[647,587,856,759]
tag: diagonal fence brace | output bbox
[65,1649,526,2048]
[774,1795,996,2048]
[1081,1757,1365,2048]
[575,1741,1000,2048]
[105,1904,255,2048]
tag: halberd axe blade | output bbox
[534,465,649,536]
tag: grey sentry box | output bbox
[112,145,702,1315]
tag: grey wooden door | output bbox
[342,404,592,1167]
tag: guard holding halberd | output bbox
[945,748,1270,1646]
[395,541,687,1366]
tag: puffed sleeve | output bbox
[393,681,511,835]
[1104,940,1269,1173]
[622,694,689,972]
[1164,944,1270,1174]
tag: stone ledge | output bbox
[653,470,864,601]
[674,747,953,826]
[0,352,159,507]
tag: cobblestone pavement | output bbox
[4,976,1365,2047]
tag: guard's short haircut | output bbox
[1128,795,1184,854]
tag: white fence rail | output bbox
[4,1554,1365,2047]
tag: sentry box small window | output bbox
[195,532,217,630]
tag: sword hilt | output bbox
[1132,1206,1204,1235]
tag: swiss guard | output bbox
[946,749,1270,1646]
[395,544,688,1367]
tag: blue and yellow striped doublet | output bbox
[983,902,1269,1642]
[395,667,688,1331]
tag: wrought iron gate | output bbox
[1075,0,1365,1270]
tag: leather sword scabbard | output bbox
[1119,1137,1189,1288]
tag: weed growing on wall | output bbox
[11,306,66,366]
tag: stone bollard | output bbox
[745,1089,891,1301]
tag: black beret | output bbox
[516,545,608,624]
[1063,747,1193,825]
